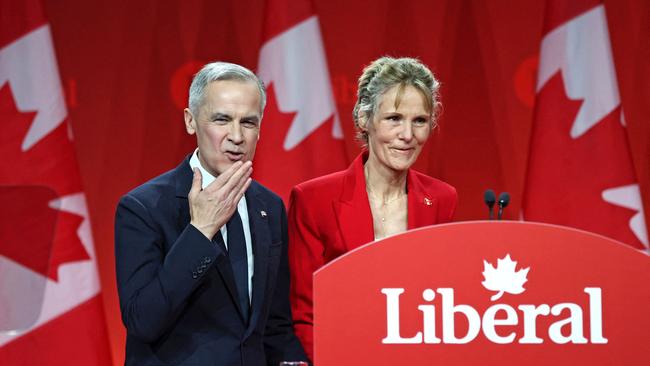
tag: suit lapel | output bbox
[173,155,248,324]
[407,170,439,229]
[244,185,270,335]
[333,153,438,247]
[334,153,374,251]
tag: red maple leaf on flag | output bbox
[253,83,348,202]
[0,83,89,281]
[525,73,643,248]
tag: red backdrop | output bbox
[39,1,649,364]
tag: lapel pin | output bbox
[424,197,432,206]
[260,210,267,218]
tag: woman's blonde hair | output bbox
[352,56,441,144]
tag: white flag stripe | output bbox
[601,185,649,248]
[258,16,342,150]
[537,6,620,139]
[0,25,68,151]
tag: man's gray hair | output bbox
[188,61,266,116]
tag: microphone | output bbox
[497,192,510,220]
[483,189,496,220]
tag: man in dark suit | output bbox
[115,62,307,366]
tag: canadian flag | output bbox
[253,0,348,202]
[0,1,112,365]
[524,0,648,252]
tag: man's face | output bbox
[184,80,261,176]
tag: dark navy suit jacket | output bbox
[115,156,307,366]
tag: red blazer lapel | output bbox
[407,169,439,229]
[333,153,374,251]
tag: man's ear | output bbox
[184,108,196,135]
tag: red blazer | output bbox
[288,152,457,362]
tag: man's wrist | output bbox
[190,221,215,240]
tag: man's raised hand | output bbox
[188,161,253,240]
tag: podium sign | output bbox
[313,222,650,365]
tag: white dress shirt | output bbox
[189,149,253,302]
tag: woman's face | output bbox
[365,84,432,172]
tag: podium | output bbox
[313,221,650,365]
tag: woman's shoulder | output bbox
[292,169,348,198]
[409,169,457,198]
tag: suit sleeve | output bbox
[263,201,309,365]
[287,186,324,363]
[114,193,223,343]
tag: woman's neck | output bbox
[364,153,408,201]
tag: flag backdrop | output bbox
[2,0,648,365]
[254,0,348,202]
[524,0,648,251]
[0,0,112,365]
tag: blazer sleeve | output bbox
[114,193,222,343]
[287,186,324,362]
[263,202,309,365]
[441,186,458,223]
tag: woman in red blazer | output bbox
[288,57,458,362]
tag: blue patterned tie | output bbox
[227,210,250,322]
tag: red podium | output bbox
[313,221,650,365]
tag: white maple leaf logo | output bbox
[481,254,530,301]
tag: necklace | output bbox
[363,163,406,208]
[367,191,405,207]
[367,191,406,226]
[363,163,407,236]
